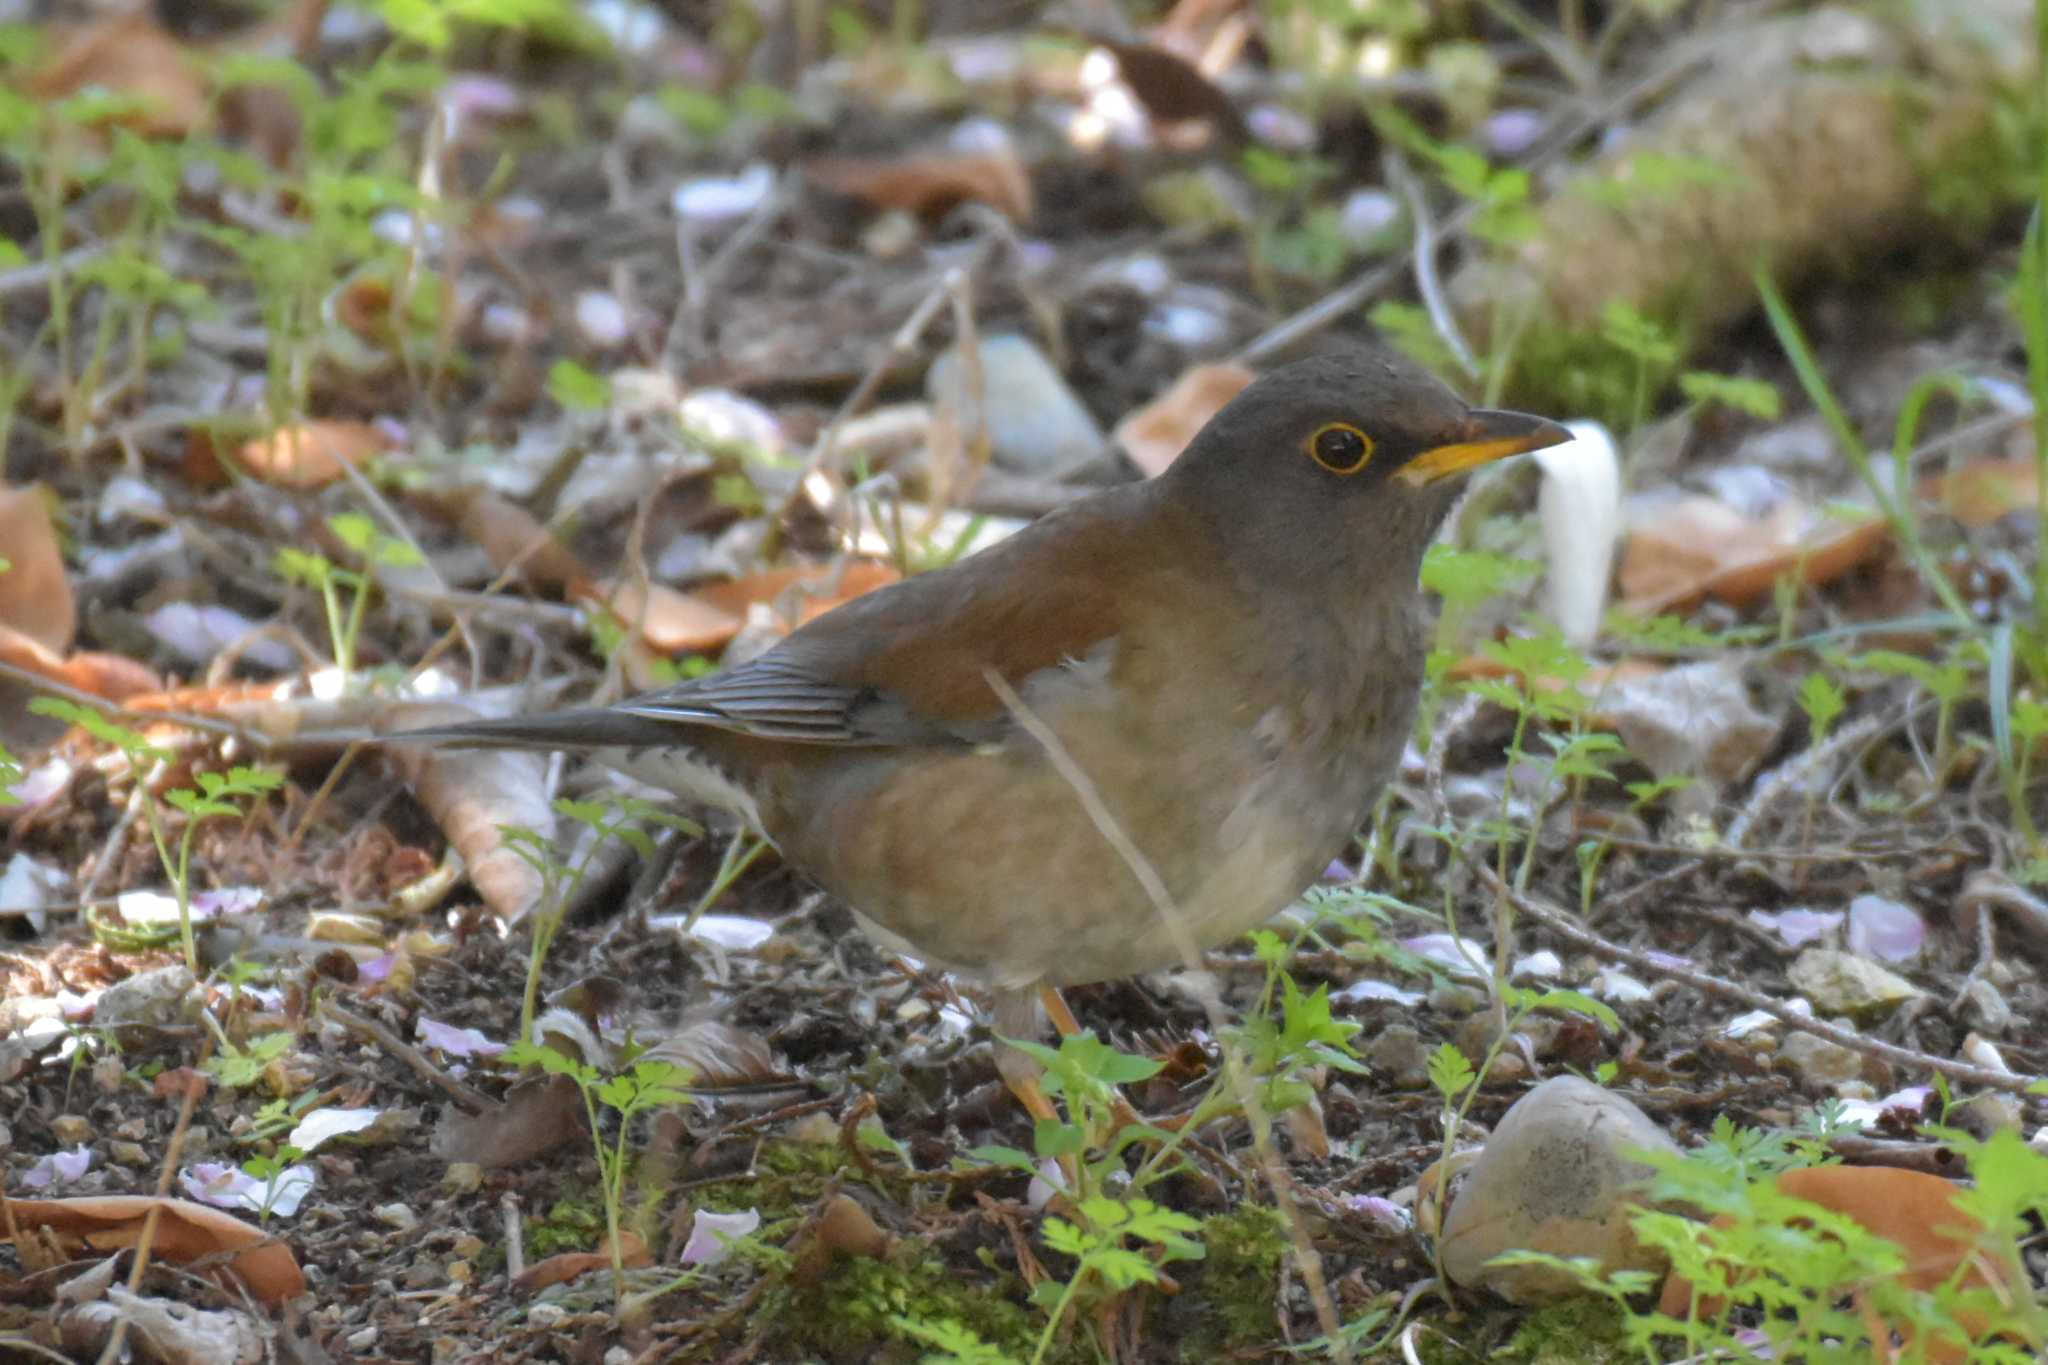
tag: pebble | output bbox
[1434,1076,1679,1303]
[1786,948,1924,1022]
[926,334,1112,479]
[1779,1030,1863,1088]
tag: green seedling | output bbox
[32,698,280,973]
[505,1038,694,1302]
[276,513,424,680]
[501,795,700,1040]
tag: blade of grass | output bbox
[1753,266,1975,626]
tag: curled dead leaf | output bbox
[3,1195,306,1305]
[1658,1164,2023,1364]
[638,1018,784,1090]
[1922,456,2037,530]
[28,14,209,138]
[0,622,160,702]
[382,702,553,922]
[0,484,74,652]
[454,490,586,594]
[513,1231,650,1291]
[1114,363,1255,478]
[1619,495,1889,615]
[806,149,1034,224]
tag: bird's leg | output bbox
[1038,984,1084,1038]
[993,987,1060,1124]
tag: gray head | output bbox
[1164,348,1571,590]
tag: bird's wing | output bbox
[616,491,1158,747]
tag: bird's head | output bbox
[1164,348,1572,588]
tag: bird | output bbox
[393,348,1570,1119]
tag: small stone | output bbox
[1959,978,2013,1035]
[50,1115,92,1145]
[95,964,202,1030]
[109,1141,151,1167]
[926,334,1111,479]
[373,1203,419,1232]
[1786,949,1924,1022]
[1597,659,1777,815]
[345,1327,378,1351]
[443,1162,483,1194]
[92,1058,125,1094]
[1435,1076,1680,1303]
[1364,1025,1432,1088]
[1779,1030,1864,1089]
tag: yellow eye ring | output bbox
[1306,422,1374,475]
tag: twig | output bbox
[1467,854,2046,1098]
[664,180,792,371]
[320,1001,494,1114]
[983,670,1350,1362]
[98,1040,211,1365]
[1386,151,1478,382]
[1237,43,1712,367]
[774,255,985,530]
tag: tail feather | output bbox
[391,707,696,751]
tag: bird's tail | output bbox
[388,707,686,751]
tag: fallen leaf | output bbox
[691,560,900,632]
[0,622,159,701]
[431,1074,585,1169]
[1657,1165,2018,1365]
[1922,456,2037,529]
[583,577,742,655]
[2,1195,306,1305]
[1619,495,1889,614]
[513,1232,650,1292]
[28,14,209,138]
[1114,362,1254,477]
[807,148,1034,224]
[1095,37,1248,140]
[0,484,75,651]
[638,1018,784,1089]
[236,420,395,490]
[454,490,587,594]
[382,702,554,922]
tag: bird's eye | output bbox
[1306,422,1373,475]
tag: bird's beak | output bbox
[1395,409,1573,486]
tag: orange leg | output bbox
[1040,984,1085,1038]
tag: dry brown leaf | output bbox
[455,490,586,594]
[28,14,210,138]
[239,420,394,490]
[792,1193,892,1283]
[638,1019,784,1089]
[1658,1165,2020,1364]
[2,1195,306,1305]
[1096,37,1247,140]
[692,561,900,633]
[431,1074,586,1169]
[0,622,160,701]
[514,1231,651,1292]
[1619,495,1889,615]
[583,577,743,655]
[382,702,553,922]
[584,561,898,657]
[1922,456,2037,529]
[806,149,1034,224]
[0,485,74,652]
[1443,653,1664,692]
[1114,363,1255,477]
[515,1232,648,1292]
